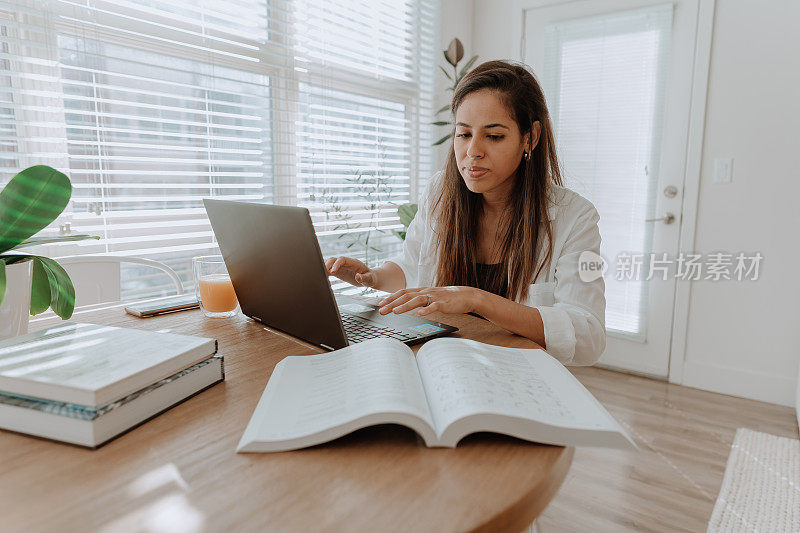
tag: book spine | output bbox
[0,356,224,420]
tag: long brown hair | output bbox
[432,60,563,302]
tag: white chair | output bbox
[58,256,184,306]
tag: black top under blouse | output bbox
[474,262,508,297]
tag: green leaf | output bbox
[438,65,453,80]
[435,104,450,116]
[433,133,452,146]
[397,203,419,228]
[0,165,71,254]
[14,234,99,249]
[0,254,32,265]
[0,258,5,307]
[394,230,407,241]
[29,257,51,315]
[431,121,451,126]
[457,55,479,80]
[36,256,75,319]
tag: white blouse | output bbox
[389,175,606,366]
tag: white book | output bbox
[0,356,224,448]
[0,322,217,407]
[237,338,636,452]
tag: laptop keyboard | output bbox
[340,314,417,344]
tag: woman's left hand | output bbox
[378,286,480,316]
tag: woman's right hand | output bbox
[324,256,378,288]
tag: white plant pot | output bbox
[0,260,32,340]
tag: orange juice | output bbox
[198,275,238,312]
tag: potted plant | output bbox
[432,37,479,147]
[0,165,96,339]
[394,203,418,241]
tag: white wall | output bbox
[438,0,475,82]
[678,0,800,407]
[467,0,800,406]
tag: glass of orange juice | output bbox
[192,255,238,318]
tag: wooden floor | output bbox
[537,367,799,533]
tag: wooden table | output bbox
[0,304,573,532]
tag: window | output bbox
[1,0,437,299]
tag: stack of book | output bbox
[0,322,223,448]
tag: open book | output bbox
[237,337,635,452]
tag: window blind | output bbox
[0,0,437,299]
[543,5,672,339]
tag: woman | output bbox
[325,60,605,365]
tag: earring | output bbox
[523,151,531,161]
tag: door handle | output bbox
[645,212,676,224]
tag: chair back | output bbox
[57,256,183,306]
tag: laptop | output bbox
[203,199,458,351]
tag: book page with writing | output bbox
[238,338,437,452]
[416,338,633,448]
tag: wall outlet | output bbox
[714,158,733,183]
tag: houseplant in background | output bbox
[0,165,97,339]
[395,38,479,241]
[317,168,395,294]
[432,37,479,147]
[393,203,418,241]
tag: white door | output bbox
[521,0,701,377]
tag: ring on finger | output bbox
[425,294,431,307]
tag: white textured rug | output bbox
[707,428,800,532]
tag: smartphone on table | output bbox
[124,294,200,317]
